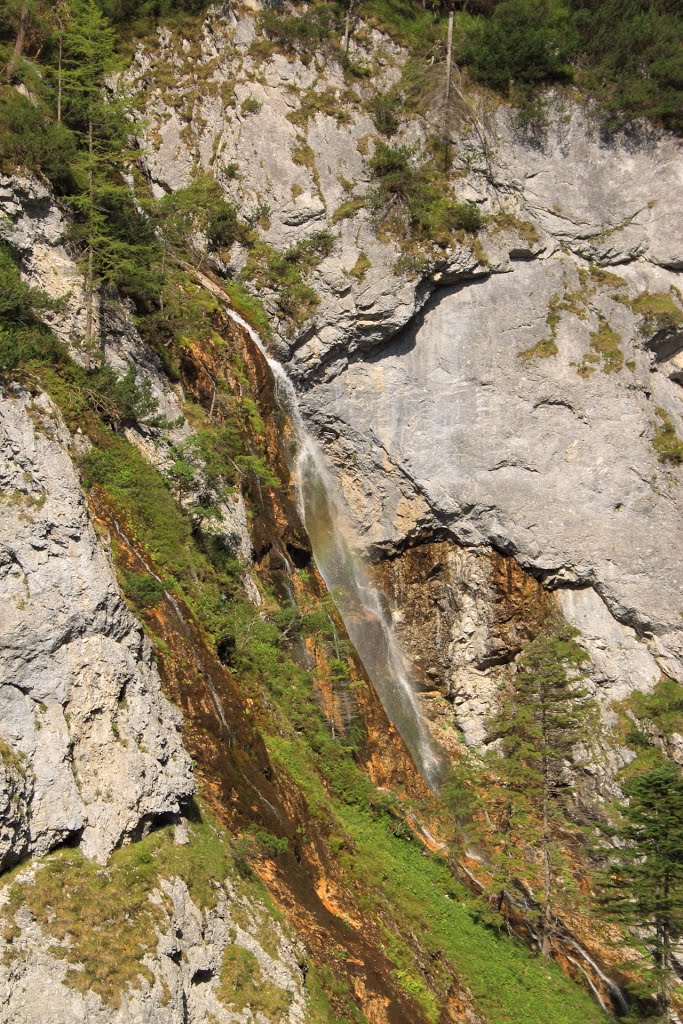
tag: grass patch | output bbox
[349,253,371,281]
[336,806,608,1024]
[287,86,353,128]
[653,407,683,464]
[489,211,540,247]
[332,197,366,224]
[224,280,273,343]
[216,945,292,1015]
[588,264,627,290]
[584,319,624,374]
[630,291,683,335]
[0,807,288,1008]
[0,738,29,778]
[518,292,568,362]
[518,337,558,362]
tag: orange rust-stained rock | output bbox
[486,548,555,654]
[89,486,435,1024]
[85,310,453,1021]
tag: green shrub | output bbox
[0,91,78,193]
[368,90,401,136]
[0,242,65,373]
[653,407,683,464]
[206,200,245,249]
[241,232,335,330]
[367,143,416,202]
[572,0,683,133]
[40,363,163,431]
[240,97,262,115]
[0,242,54,323]
[368,143,481,245]
[120,570,166,609]
[460,0,577,93]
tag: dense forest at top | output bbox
[1,0,682,137]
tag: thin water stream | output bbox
[223,304,445,789]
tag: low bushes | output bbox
[368,143,481,247]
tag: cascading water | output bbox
[223,303,445,790]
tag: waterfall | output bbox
[224,305,445,789]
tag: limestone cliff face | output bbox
[131,4,682,761]
[0,4,681,1019]
[0,387,193,864]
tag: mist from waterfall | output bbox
[225,306,445,790]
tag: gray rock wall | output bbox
[131,4,683,751]
[0,860,308,1024]
[0,387,193,864]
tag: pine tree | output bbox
[60,0,158,358]
[600,759,683,1021]
[486,626,593,955]
[60,0,117,357]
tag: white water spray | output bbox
[223,304,445,789]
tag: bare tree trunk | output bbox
[6,5,29,83]
[444,10,454,126]
[84,117,95,366]
[442,10,454,170]
[344,7,351,53]
[57,34,63,124]
[541,761,553,958]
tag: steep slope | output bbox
[0,1,682,1022]
[130,2,682,765]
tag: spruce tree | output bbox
[60,0,158,358]
[61,0,117,357]
[486,626,593,955]
[600,756,683,1020]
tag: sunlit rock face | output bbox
[130,5,683,717]
[300,256,681,642]
[0,388,194,864]
[298,249,682,731]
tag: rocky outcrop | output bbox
[129,3,683,756]
[300,249,683,687]
[0,387,193,863]
[372,542,555,749]
[0,174,188,432]
[0,846,308,1024]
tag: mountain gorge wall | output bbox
[129,4,683,759]
[0,2,682,1021]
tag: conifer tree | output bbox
[60,0,118,357]
[60,0,157,357]
[486,626,593,955]
[600,755,683,1020]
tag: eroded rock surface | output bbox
[0,855,308,1024]
[300,250,683,696]
[131,2,683,753]
[0,387,193,863]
